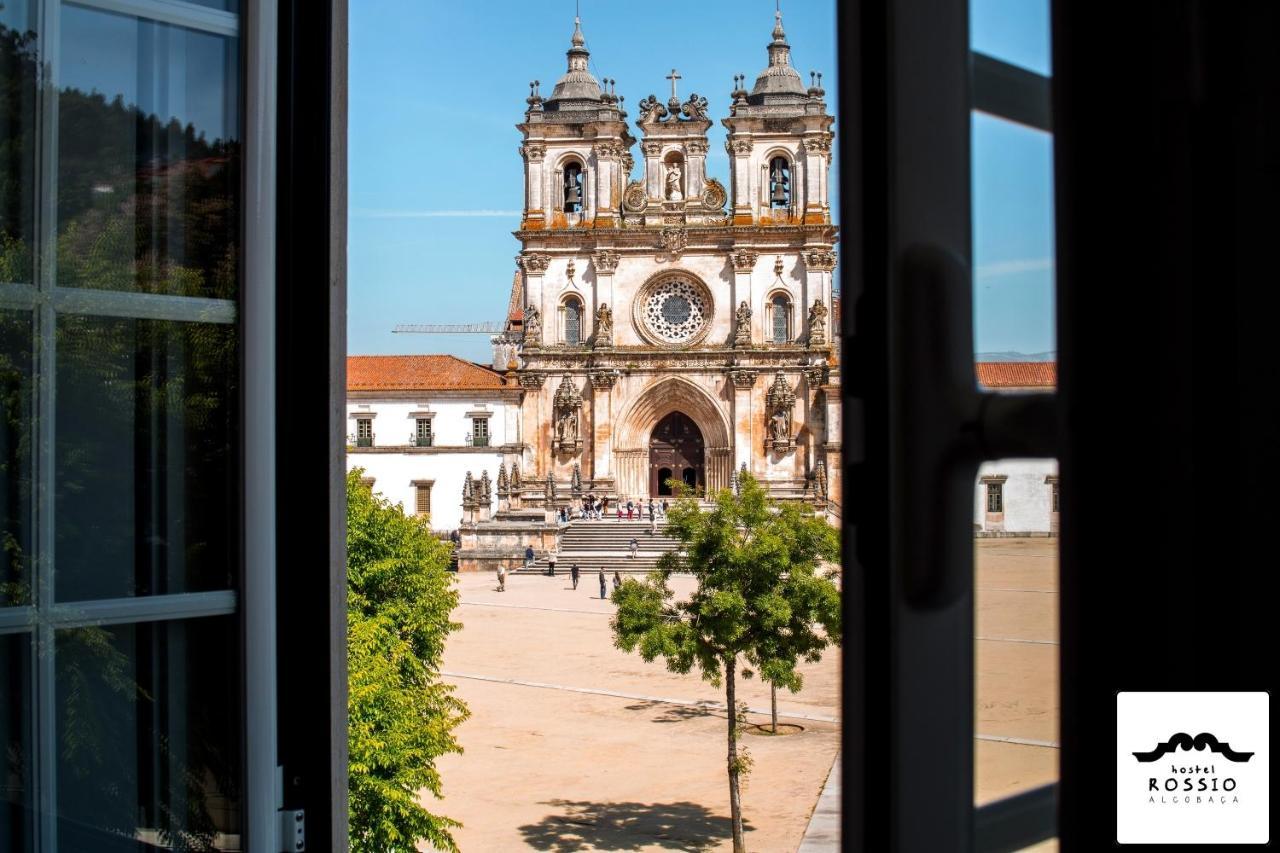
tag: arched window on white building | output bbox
[769,293,792,343]
[563,161,584,213]
[562,296,583,345]
[768,156,792,209]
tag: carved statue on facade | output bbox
[734,300,753,347]
[524,304,542,344]
[765,371,797,453]
[594,303,614,347]
[552,374,584,455]
[808,299,829,347]
[666,162,683,201]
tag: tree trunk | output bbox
[725,654,747,853]
[770,681,778,733]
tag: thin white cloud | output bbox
[352,208,522,219]
[976,257,1055,278]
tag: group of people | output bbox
[555,496,671,524]
[496,561,622,599]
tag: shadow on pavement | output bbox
[622,699,727,723]
[517,799,751,851]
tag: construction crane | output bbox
[392,321,506,334]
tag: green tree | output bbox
[347,470,469,852]
[610,472,840,853]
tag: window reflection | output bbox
[55,616,241,850]
[0,1,37,284]
[1,632,32,853]
[0,310,32,606]
[57,5,240,298]
[55,316,237,601]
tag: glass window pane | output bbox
[55,316,237,601]
[55,616,241,849]
[970,0,1051,75]
[0,1,38,284]
[1,632,33,853]
[1,310,33,606]
[56,5,240,298]
[974,461,1059,805]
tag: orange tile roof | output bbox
[975,361,1057,388]
[506,269,524,326]
[347,355,505,391]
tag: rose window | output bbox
[637,277,712,346]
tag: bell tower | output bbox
[517,16,634,232]
[722,9,834,226]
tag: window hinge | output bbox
[279,808,305,852]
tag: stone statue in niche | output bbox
[666,162,683,201]
[557,409,579,444]
[595,303,613,346]
[765,371,797,453]
[771,410,790,443]
[552,373,584,455]
[734,300,752,347]
[808,299,829,347]
[524,305,542,343]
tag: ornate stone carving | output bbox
[571,463,583,494]
[633,273,713,348]
[728,368,756,389]
[462,471,476,509]
[729,138,753,155]
[681,94,710,120]
[478,470,492,508]
[805,365,827,389]
[702,178,727,211]
[807,299,829,348]
[497,462,509,497]
[730,250,758,273]
[545,471,556,501]
[592,250,620,274]
[803,249,838,271]
[519,253,551,273]
[589,370,619,390]
[774,255,785,276]
[552,374,584,455]
[814,460,828,500]
[510,462,522,490]
[593,303,614,347]
[733,301,753,348]
[523,305,542,346]
[623,180,647,212]
[520,143,546,161]
[659,226,688,259]
[804,135,832,154]
[685,139,709,156]
[517,372,546,389]
[637,96,668,123]
[765,372,797,453]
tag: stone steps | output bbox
[517,519,685,575]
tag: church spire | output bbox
[566,14,589,73]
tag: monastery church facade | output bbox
[496,9,841,516]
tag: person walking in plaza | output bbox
[570,563,580,590]
[598,567,607,599]
[649,516,658,536]
[613,570,622,593]
[617,499,624,521]
[647,499,655,522]
[496,564,507,592]
[626,499,634,520]
[629,537,639,559]
[601,496,609,519]
[547,552,557,577]
[524,545,535,569]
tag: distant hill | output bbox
[975,351,1056,362]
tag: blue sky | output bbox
[349,0,1054,361]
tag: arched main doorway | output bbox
[649,412,705,496]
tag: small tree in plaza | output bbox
[346,470,470,852]
[610,472,841,853]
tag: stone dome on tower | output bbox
[749,10,808,104]
[546,17,604,110]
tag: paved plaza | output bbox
[429,537,1058,851]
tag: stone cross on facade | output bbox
[666,69,682,101]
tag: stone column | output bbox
[521,143,546,228]
[728,369,757,474]
[730,250,758,344]
[685,139,708,201]
[517,372,546,475]
[643,141,663,202]
[584,162,597,222]
[589,370,618,485]
[804,136,830,224]
[728,138,754,224]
